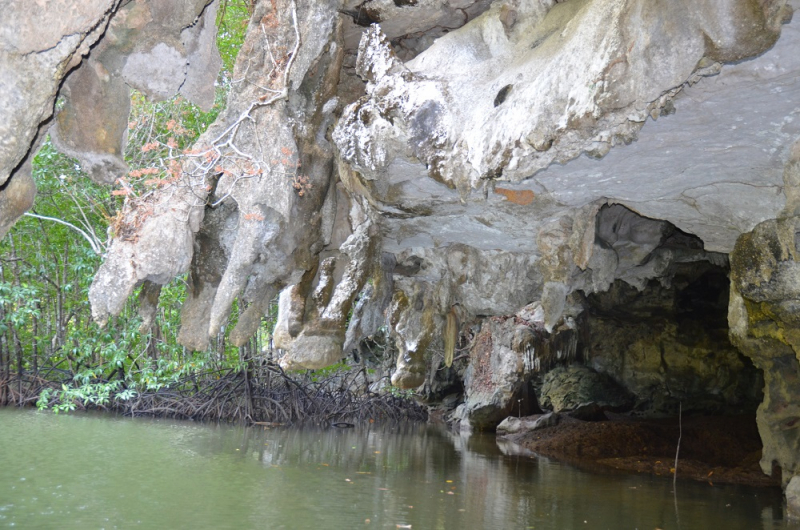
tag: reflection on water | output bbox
[0,408,791,529]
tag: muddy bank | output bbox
[503,413,779,488]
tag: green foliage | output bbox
[217,0,253,79]
[0,283,40,333]
[305,361,350,382]
[388,386,417,399]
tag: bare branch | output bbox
[23,212,105,256]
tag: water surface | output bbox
[0,408,792,529]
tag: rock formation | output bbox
[0,0,221,238]
[3,0,800,497]
[728,148,800,487]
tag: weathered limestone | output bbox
[92,0,346,350]
[0,0,121,238]
[386,278,444,389]
[728,147,800,485]
[385,244,541,390]
[338,0,495,63]
[537,365,632,413]
[442,204,763,430]
[89,172,205,325]
[0,159,36,241]
[455,314,543,430]
[729,219,800,486]
[51,0,221,185]
[585,276,764,416]
[335,0,790,195]
[0,0,221,239]
[324,0,800,265]
[496,412,559,435]
[279,213,379,369]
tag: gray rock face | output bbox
[0,0,120,238]
[457,316,546,430]
[93,0,350,367]
[336,0,788,193]
[333,0,794,254]
[0,0,221,237]
[52,0,221,185]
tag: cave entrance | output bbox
[583,264,763,418]
[579,203,763,418]
[527,204,774,486]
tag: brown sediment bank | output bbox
[503,413,779,488]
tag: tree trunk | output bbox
[0,330,7,406]
[13,325,22,405]
[8,235,24,404]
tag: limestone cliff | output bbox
[3,0,800,497]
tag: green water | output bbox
[0,408,793,529]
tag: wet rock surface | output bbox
[496,412,559,435]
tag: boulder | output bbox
[537,365,632,413]
[497,412,560,435]
[459,318,540,430]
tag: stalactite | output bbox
[444,306,457,368]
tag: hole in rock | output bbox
[494,84,513,107]
[521,206,773,486]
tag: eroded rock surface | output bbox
[729,150,800,485]
[454,315,542,430]
[335,0,790,195]
[0,0,221,238]
[0,0,120,238]
[537,365,632,413]
[51,0,221,185]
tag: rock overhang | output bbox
[532,13,800,253]
[337,0,800,256]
